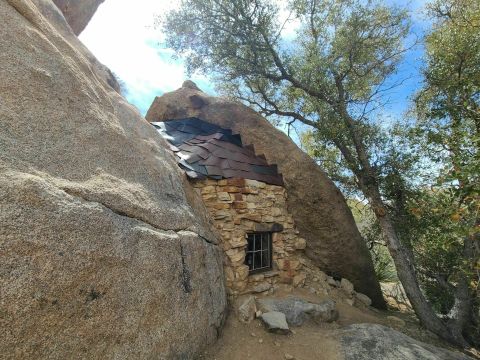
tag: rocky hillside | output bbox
[0,0,226,358]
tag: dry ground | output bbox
[199,287,465,360]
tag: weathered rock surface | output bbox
[260,312,291,334]
[39,0,120,93]
[381,281,412,312]
[355,292,372,307]
[53,0,103,35]
[0,1,226,358]
[340,278,355,296]
[236,295,257,323]
[257,297,338,326]
[146,82,385,308]
[337,324,472,360]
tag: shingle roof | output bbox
[152,118,284,186]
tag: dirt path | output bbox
[201,315,342,360]
[199,288,458,360]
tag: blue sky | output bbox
[79,0,431,120]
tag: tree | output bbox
[413,0,480,345]
[161,0,473,346]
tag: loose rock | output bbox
[252,283,272,293]
[260,312,290,335]
[355,293,372,307]
[327,277,338,287]
[341,278,355,296]
[236,295,257,323]
[257,297,338,326]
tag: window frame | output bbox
[244,231,273,274]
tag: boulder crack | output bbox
[179,241,192,293]
[61,187,215,244]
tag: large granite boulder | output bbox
[146,82,385,308]
[337,324,472,360]
[53,0,104,35]
[0,1,226,358]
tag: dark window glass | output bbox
[247,237,254,252]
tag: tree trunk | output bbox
[364,185,470,347]
[449,220,479,345]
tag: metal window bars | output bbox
[245,232,272,273]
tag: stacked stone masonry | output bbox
[193,178,308,296]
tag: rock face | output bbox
[53,0,104,35]
[0,1,226,359]
[146,82,385,308]
[337,324,472,360]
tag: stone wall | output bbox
[193,178,308,296]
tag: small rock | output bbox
[258,338,263,344]
[249,273,265,282]
[327,277,338,287]
[250,332,256,337]
[293,273,306,287]
[355,292,372,307]
[252,282,271,293]
[346,298,354,306]
[340,278,355,296]
[274,341,281,347]
[255,310,263,318]
[285,354,295,360]
[236,295,257,323]
[293,237,306,250]
[316,271,328,282]
[260,311,290,335]
[312,299,339,323]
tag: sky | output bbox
[79,0,431,120]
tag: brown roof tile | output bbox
[152,117,284,186]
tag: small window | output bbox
[245,232,272,274]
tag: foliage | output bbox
[413,0,480,343]
[407,189,478,314]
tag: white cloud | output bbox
[79,0,211,115]
[79,0,428,118]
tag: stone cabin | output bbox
[152,117,309,296]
